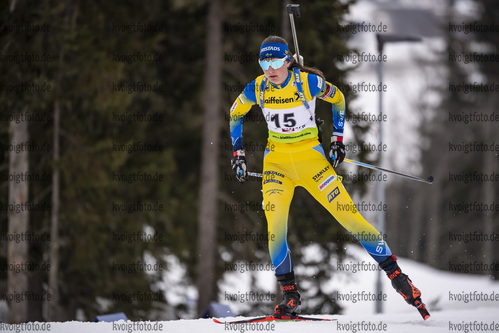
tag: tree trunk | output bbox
[482,96,496,278]
[196,0,222,316]
[8,109,29,323]
[47,100,61,320]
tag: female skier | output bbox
[229,35,429,320]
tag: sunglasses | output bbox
[258,56,288,70]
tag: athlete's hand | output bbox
[329,139,345,168]
[231,149,247,182]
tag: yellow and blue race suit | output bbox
[229,69,392,276]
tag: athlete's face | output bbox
[261,58,290,85]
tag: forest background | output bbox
[0,0,497,323]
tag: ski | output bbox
[213,314,336,324]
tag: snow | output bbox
[9,243,497,333]
[218,244,499,319]
[6,307,497,333]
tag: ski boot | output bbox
[274,272,301,318]
[380,256,431,320]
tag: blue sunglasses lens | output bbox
[259,58,285,70]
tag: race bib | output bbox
[262,99,317,134]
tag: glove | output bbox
[231,149,247,182]
[329,137,345,168]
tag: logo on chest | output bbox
[264,95,300,104]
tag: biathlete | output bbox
[229,35,430,319]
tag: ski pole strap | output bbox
[292,68,311,119]
[259,77,268,109]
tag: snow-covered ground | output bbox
[13,305,497,333]
[219,244,499,317]
[5,244,497,333]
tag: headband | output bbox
[259,42,291,61]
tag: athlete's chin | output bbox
[268,76,281,84]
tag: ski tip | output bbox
[212,318,224,324]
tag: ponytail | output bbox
[288,58,326,81]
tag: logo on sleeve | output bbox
[317,77,323,89]
[327,187,340,202]
[230,100,238,113]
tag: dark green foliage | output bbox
[0,0,374,320]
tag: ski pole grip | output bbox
[286,4,301,17]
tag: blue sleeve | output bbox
[242,80,258,104]
[307,73,325,98]
[230,80,257,151]
[308,73,345,140]
[231,119,243,151]
[332,102,345,139]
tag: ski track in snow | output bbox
[12,306,497,333]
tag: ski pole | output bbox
[248,159,433,184]
[343,158,434,184]
[247,171,344,182]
